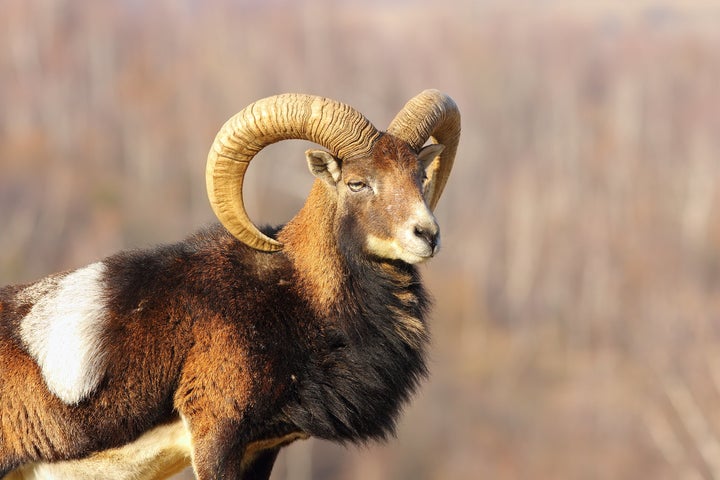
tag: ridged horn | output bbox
[386,89,461,211]
[206,93,380,251]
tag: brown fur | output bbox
[278,180,344,315]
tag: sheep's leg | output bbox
[240,447,279,480]
[184,418,243,479]
[175,325,293,478]
[185,414,290,479]
[185,414,304,480]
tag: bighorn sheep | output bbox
[0,90,460,479]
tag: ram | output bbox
[0,90,460,480]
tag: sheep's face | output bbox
[306,134,444,264]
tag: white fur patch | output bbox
[366,234,406,261]
[20,262,108,405]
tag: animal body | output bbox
[0,90,460,479]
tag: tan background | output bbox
[2,0,720,478]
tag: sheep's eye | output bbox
[347,181,367,193]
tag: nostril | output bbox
[414,225,439,250]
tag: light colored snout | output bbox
[366,202,441,264]
[398,203,441,263]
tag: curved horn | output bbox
[386,89,461,211]
[206,93,381,251]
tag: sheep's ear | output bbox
[306,149,342,186]
[417,144,445,170]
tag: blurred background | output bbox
[2,0,720,478]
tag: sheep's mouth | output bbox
[402,242,439,264]
[365,234,440,264]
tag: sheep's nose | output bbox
[414,223,440,252]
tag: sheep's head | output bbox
[305,135,444,263]
[206,90,460,263]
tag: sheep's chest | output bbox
[283,297,429,443]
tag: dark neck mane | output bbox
[277,180,431,442]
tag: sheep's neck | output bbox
[277,180,343,315]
